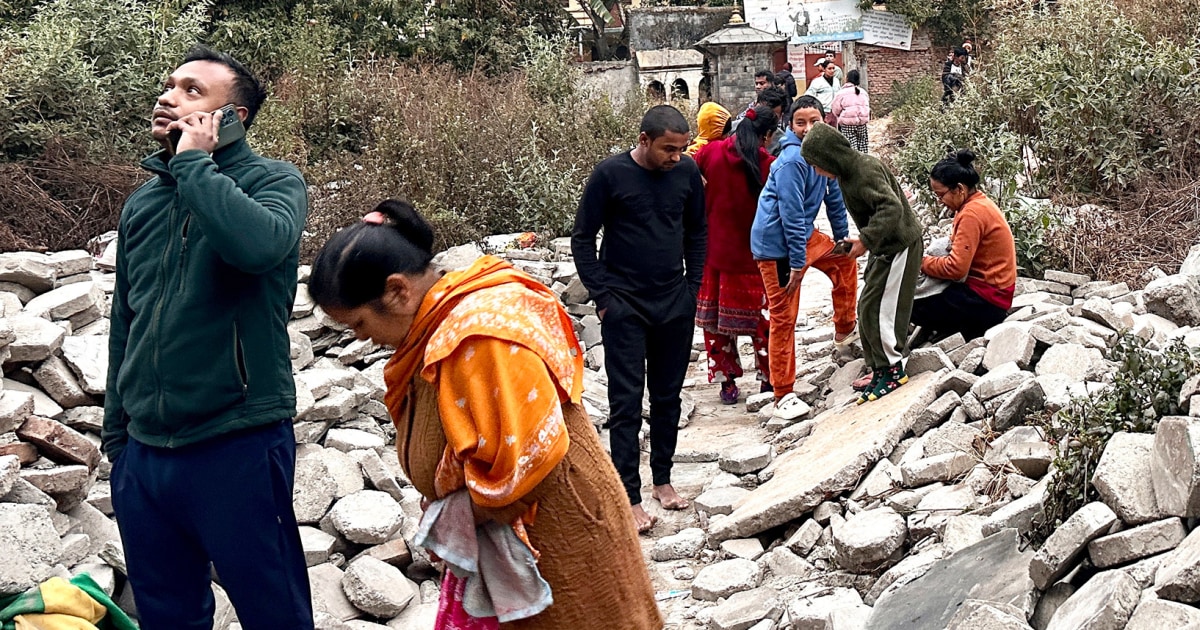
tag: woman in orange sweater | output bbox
[914,150,1017,340]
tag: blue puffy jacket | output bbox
[751,129,849,269]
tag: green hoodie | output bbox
[102,140,308,461]
[800,123,923,255]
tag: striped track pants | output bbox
[858,245,922,370]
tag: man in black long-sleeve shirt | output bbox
[571,105,706,533]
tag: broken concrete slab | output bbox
[60,335,107,396]
[342,556,417,618]
[694,486,750,516]
[651,527,706,562]
[788,586,865,630]
[866,529,1035,630]
[1144,274,1200,327]
[719,443,774,475]
[1154,527,1200,603]
[0,390,34,434]
[1045,569,1139,630]
[309,563,362,622]
[691,558,762,601]
[1029,502,1119,590]
[1125,595,1200,630]
[945,599,1033,630]
[1088,517,1186,569]
[0,254,56,293]
[983,327,1037,371]
[32,356,94,408]
[1151,416,1200,518]
[901,452,974,487]
[328,490,404,545]
[1035,343,1106,383]
[6,315,65,362]
[708,587,783,630]
[710,372,939,541]
[720,538,765,561]
[1092,432,1164,525]
[833,506,907,572]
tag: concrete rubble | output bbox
[3,236,1200,629]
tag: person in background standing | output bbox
[805,60,840,125]
[571,105,706,533]
[942,47,969,104]
[777,62,799,100]
[686,102,732,157]
[818,50,845,83]
[692,104,778,404]
[831,69,870,153]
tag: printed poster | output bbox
[745,0,864,45]
[860,10,914,50]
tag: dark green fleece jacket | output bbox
[800,123,923,255]
[102,140,308,461]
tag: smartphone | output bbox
[775,258,790,286]
[214,104,246,150]
[167,104,245,152]
[832,240,853,255]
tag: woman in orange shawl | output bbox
[308,200,662,630]
[686,102,732,157]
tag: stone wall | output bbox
[576,61,639,103]
[627,6,736,51]
[711,44,782,113]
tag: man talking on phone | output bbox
[103,45,312,629]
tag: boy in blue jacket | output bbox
[751,96,859,420]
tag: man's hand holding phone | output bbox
[169,109,223,154]
[168,104,245,155]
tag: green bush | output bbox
[1033,333,1198,545]
[0,0,210,161]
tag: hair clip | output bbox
[362,211,386,225]
[745,108,757,121]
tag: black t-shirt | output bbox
[570,151,706,323]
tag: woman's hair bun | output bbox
[375,199,435,254]
[954,149,976,167]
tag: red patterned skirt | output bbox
[695,267,768,337]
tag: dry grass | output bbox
[1052,176,1200,287]
[0,140,141,253]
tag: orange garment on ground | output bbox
[757,231,858,398]
[382,255,662,629]
[921,191,1017,290]
[686,102,732,157]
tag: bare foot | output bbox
[652,484,690,510]
[631,504,657,534]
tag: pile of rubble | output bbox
[647,260,1200,630]
[4,234,1200,629]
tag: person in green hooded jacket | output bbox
[801,122,924,403]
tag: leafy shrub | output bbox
[1033,333,1198,545]
[0,0,210,160]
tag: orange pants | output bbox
[757,231,859,398]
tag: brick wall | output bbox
[853,28,948,106]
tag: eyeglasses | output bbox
[932,187,958,200]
